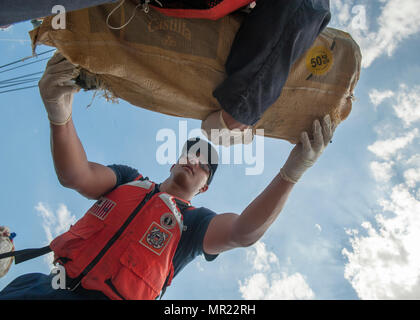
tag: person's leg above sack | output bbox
[203,0,331,142]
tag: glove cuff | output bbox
[48,111,72,126]
[279,168,298,184]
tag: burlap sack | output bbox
[30,1,361,144]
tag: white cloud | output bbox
[344,79,420,299]
[35,202,77,268]
[343,184,420,299]
[406,154,420,166]
[403,168,420,188]
[335,2,351,26]
[404,155,420,188]
[315,224,322,233]
[239,272,315,300]
[246,241,279,272]
[392,85,420,127]
[370,161,394,183]
[369,89,395,107]
[367,129,418,160]
[238,242,315,300]
[368,84,420,126]
[330,0,420,68]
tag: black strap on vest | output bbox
[173,198,191,211]
[0,245,52,264]
[157,198,192,300]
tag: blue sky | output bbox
[1,0,420,300]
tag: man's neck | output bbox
[159,179,193,202]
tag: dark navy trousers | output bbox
[214,0,331,125]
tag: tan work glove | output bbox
[280,114,335,184]
[38,52,80,125]
[201,110,254,147]
[0,226,14,279]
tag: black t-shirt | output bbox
[107,164,219,278]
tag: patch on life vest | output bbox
[160,212,176,230]
[305,46,333,76]
[140,222,172,256]
[88,197,116,220]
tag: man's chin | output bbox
[173,171,193,188]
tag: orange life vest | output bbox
[152,0,255,20]
[50,175,192,300]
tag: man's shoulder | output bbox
[107,164,141,188]
[182,206,218,223]
[185,206,217,214]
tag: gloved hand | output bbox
[0,226,14,279]
[38,52,80,125]
[280,114,335,184]
[201,110,254,147]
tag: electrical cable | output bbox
[0,84,39,94]
[0,48,55,70]
[0,56,50,74]
[0,78,41,89]
[0,49,55,94]
[0,71,44,84]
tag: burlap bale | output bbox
[30,1,361,144]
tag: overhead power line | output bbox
[0,57,50,74]
[0,49,55,70]
[0,78,41,89]
[0,49,55,95]
[0,84,39,94]
[0,71,44,84]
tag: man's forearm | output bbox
[232,173,294,246]
[40,53,117,199]
[50,119,91,187]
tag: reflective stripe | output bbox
[125,180,153,190]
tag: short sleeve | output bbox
[187,207,219,261]
[194,208,219,262]
[172,206,218,277]
[107,164,140,188]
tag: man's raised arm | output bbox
[39,53,116,200]
[204,115,335,254]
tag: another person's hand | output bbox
[280,114,335,184]
[38,52,79,125]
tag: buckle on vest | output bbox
[66,276,82,291]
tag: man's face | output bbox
[171,152,211,194]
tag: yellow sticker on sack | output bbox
[305,46,333,76]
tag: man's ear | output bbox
[199,184,209,194]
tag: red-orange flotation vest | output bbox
[50,175,192,300]
[152,0,255,20]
